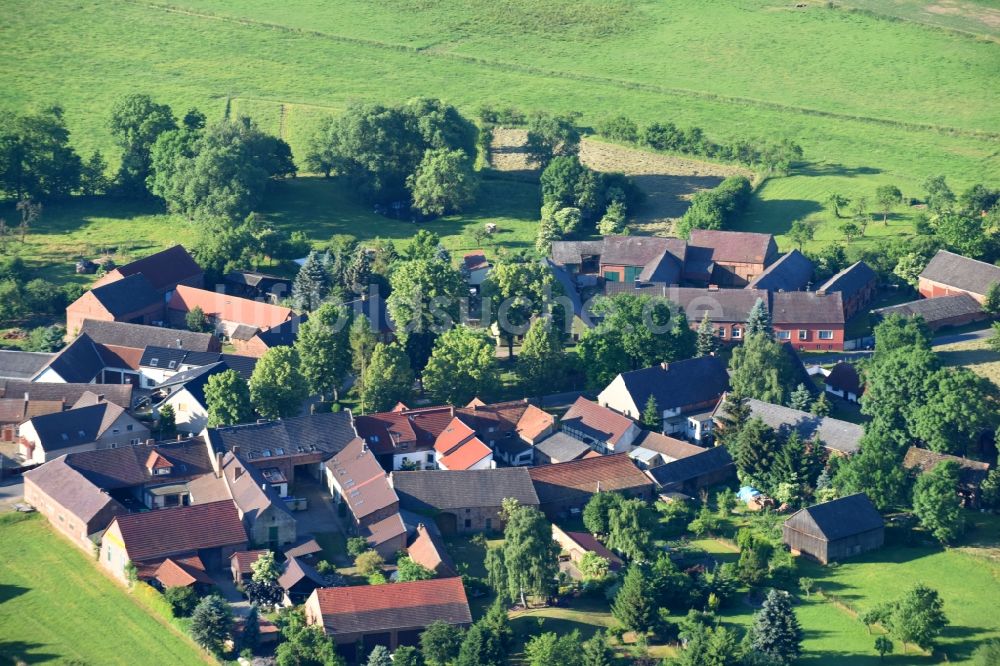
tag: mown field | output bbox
[0,512,209,666]
[938,335,1000,388]
[3,0,998,262]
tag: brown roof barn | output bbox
[782,493,884,564]
[528,454,654,519]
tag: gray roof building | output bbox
[723,398,863,455]
[533,431,591,463]
[88,274,160,318]
[874,293,983,327]
[746,250,814,292]
[79,320,218,352]
[0,351,55,381]
[206,412,358,463]
[919,250,1000,298]
[0,380,133,409]
[817,261,877,299]
[392,468,540,512]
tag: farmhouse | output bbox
[0,350,55,382]
[406,523,457,577]
[0,394,62,442]
[304,578,472,653]
[770,291,845,351]
[687,230,778,286]
[167,285,294,339]
[220,452,296,549]
[23,458,126,552]
[746,249,814,292]
[598,356,728,441]
[100,499,248,582]
[18,399,150,464]
[528,454,654,519]
[628,430,706,470]
[918,249,1000,304]
[462,251,491,292]
[65,274,164,335]
[817,261,877,319]
[645,445,735,496]
[91,245,204,300]
[138,345,256,389]
[392,467,539,535]
[903,447,992,509]
[782,493,884,564]
[433,417,494,471]
[560,397,642,454]
[533,431,595,465]
[0,380,133,410]
[874,293,987,332]
[33,333,140,385]
[205,411,358,484]
[325,437,405,558]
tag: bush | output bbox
[675,175,753,238]
[164,585,199,617]
[355,549,384,577]
[24,325,65,352]
[597,116,639,143]
[347,536,369,557]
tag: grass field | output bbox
[3,0,998,260]
[938,335,1000,387]
[0,512,209,666]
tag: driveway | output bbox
[0,477,24,511]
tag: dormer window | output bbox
[154,467,170,476]
[168,361,177,369]
[150,359,159,367]
[262,449,272,457]
[275,447,284,455]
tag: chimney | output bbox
[176,433,182,441]
[660,362,669,371]
[215,451,223,478]
[235,466,244,480]
[232,445,240,455]
[97,394,105,403]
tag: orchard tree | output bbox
[875,184,903,224]
[502,503,560,607]
[422,326,498,405]
[295,302,351,401]
[249,346,308,419]
[204,369,254,427]
[826,193,849,218]
[788,219,815,251]
[482,258,558,358]
[912,461,964,543]
[361,342,414,413]
[885,584,948,653]
[407,148,478,216]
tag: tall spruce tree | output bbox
[749,589,803,664]
[745,297,772,337]
[642,395,660,430]
[292,250,333,311]
[611,565,656,633]
[789,383,812,411]
[696,311,717,357]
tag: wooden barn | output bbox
[782,493,884,564]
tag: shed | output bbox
[782,493,884,564]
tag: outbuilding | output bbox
[782,493,884,564]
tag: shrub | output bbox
[164,585,199,617]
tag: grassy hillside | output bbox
[1,0,997,257]
[0,512,209,665]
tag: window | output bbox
[464,519,472,528]
[798,329,808,341]
[154,467,169,475]
[130,438,140,446]
[126,425,133,431]
[818,330,834,340]
[177,403,188,412]
[731,326,741,339]
[150,359,159,367]
[168,361,176,369]
[370,435,379,443]
[426,453,434,463]
[777,330,791,340]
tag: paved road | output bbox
[930,327,995,347]
[0,477,24,511]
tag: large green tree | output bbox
[422,326,498,405]
[190,595,233,654]
[249,346,309,419]
[911,367,999,456]
[295,302,351,401]
[482,258,558,358]
[517,317,565,397]
[361,342,414,413]
[912,461,964,543]
[386,258,464,345]
[524,631,583,666]
[729,333,796,405]
[407,147,478,216]
[884,584,948,653]
[0,106,82,200]
[748,589,802,665]
[420,620,465,666]
[107,93,176,195]
[204,369,254,427]
[502,503,560,607]
[611,565,656,633]
[606,497,656,561]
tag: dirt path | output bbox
[490,129,752,233]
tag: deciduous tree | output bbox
[517,317,565,396]
[422,326,498,405]
[502,503,559,607]
[407,148,478,216]
[249,346,308,419]
[875,184,903,224]
[295,302,351,401]
[420,620,464,666]
[107,94,176,195]
[204,369,254,427]
[912,461,964,543]
[729,334,795,405]
[361,342,414,413]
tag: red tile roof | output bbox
[434,417,477,455]
[528,453,653,504]
[168,286,293,331]
[112,500,247,562]
[154,555,213,587]
[463,252,489,272]
[439,437,492,471]
[230,549,269,575]
[688,229,775,264]
[310,578,471,636]
[407,524,457,577]
[561,397,635,448]
[325,438,398,521]
[95,245,203,293]
[515,405,555,443]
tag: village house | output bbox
[824,362,863,404]
[770,291,846,351]
[205,411,358,485]
[782,493,884,564]
[220,452,297,549]
[100,499,248,582]
[325,438,406,559]
[433,417,494,471]
[79,319,220,355]
[392,467,539,535]
[560,397,642,454]
[33,333,141,386]
[355,405,455,472]
[687,230,778,286]
[152,362,238,433]
[91,245,204,301]
[552,524,623,576]
[528,454,654,520]
[23,458,127,552]
[304,578,472,654]
[406,523,457,578]
[816,261,878,319]
[714,397,862,456]
[746,249,814,292]
[0,380,133,409]
[0,350,56,382]
[628,431,706,470]
[598,356,729,441]
[533,431,597,465]
[875,293,988,332]
[903,447,992,509]
[462,251,491,294]
[0,394,63,443]
[18,398,150,464]
[167,285,294,339]
[65,274,164,335]
[278,556,328,606]
[138,345,256,390]
[918,249,1000,304]
[645,445,735,497]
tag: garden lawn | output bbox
[937,336,1000,388]
[0,512,209,666]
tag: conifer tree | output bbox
[745,297,772,336]
[292,250,332,311]
[641,394,660,430]
[696,311,717,357]
[789,383,812,411]
[749,589,803,664]
[611,565,655,633]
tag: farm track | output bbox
[122,0,1000,142]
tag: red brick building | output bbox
[771,291,845,351]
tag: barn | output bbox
[782,493,884,564]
